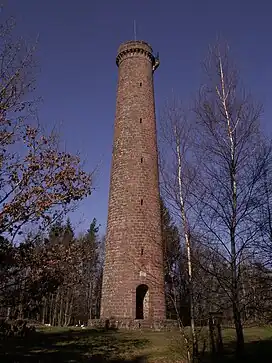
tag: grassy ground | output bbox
[0,325,272,362]
[210,326,272,362]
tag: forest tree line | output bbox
[0,218,103,326]
[2,199,272,331]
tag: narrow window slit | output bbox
[141,248,144,256]
[140,82,142,86]
[140,199,143,205]
[141,157,143,163]
[140,118,142,123]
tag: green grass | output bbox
[0,325,272,362]
[217,326,272,362]
[0,326,185,362]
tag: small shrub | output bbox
[0,319,36,338]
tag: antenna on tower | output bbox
[133,20,137,41]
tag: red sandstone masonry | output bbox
[100,40,165,321]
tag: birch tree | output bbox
[160,98,200,362]
[194,43,266,357]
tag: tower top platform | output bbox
[116,40,159,71]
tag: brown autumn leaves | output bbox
[0,17,92,240]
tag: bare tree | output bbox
[193,42,266,357]
[159,97,200,362]
[255,143,272,266]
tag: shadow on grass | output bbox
[0,328,149,362]
[201,338,272,362]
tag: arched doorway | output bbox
[136,284,149,319]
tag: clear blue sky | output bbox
[5,0,272,235]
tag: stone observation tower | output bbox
[100,40,165,326]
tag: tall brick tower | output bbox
[100,40,165,324]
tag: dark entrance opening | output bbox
[136,284,149,319]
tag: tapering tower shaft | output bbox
[101,41,165,321]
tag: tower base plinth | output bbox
[88,318,178,331]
